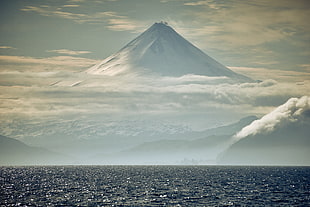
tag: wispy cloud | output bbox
[184,0,220,9]
[174,0,310,72]
[0,55,98,71]
[184,1,207,6]
[68,0,85,2]
[21,6,87,20]
[63,4,80,8]
[20,5,144,32]
[182,0,310,46]
[106,18,142,31]
[46,49,92,55]
[229,66,310,82]
[299,64,310,72]
[0,46,16,49]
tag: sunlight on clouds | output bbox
[46,49,92,55]
[62,5,80,8]
[184,7,287,46]
[0,55,98,71]
[299,64,310,72]
[1,65,309,122]
[20,4,144,32]
[184,0,221,9]
[0,46,16,49]
[21,6,87,19]
[181,0,310,68]
[106,19,142,31]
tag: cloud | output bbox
[233,96,310,141]
[161,74,228,84]
[21,6,88,20]
[32,71,309,115]
[181,0,310,51]
[106,18,142,31]
[62,5,80,8]
[184,1,208,6]
[0,63,309,137]
[1,62,308,106]
[20,5,144,32]
[0,55,98,71]
[0,46,16,49]
[184,0,220,9]
[299,64,310,72]
[229,66,310,82]
[46,49,92,55]
[68,0,85,2]
[158,1,308,73]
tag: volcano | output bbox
[87,22,252,82]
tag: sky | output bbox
[0,0,310,135]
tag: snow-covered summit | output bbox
[87,22,252,81]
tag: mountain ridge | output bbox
[88,116,257,164]
[0,135,73,165]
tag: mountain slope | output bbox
[218,123,310,165]
[86,22,252,82]
[91,135,229,165]
[0,135,73,165]
[90,116,257,164]
[199,116,258,138]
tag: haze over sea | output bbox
[1,165,309,206]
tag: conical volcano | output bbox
[87,22,252,81]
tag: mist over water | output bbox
[1,166,309,206]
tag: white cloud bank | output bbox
[234,96,310,141]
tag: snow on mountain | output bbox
[86,22,252,82]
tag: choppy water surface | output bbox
[1,166,309,206]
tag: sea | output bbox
[1,165,309,206]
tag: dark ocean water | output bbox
[1,166,309,206]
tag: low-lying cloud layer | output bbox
[1,65,309,125]
[234,96,310,141]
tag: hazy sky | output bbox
[0,0,309,132]
[1,0,310,71]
